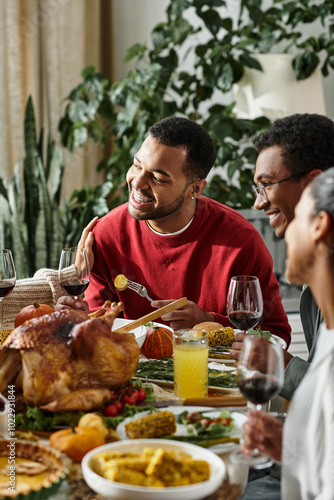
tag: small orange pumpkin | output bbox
[49,426,105,462]
[141,326,173,359]
[14,301,55,328]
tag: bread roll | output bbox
[193,321,224,331]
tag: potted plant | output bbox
[58,0,334,215]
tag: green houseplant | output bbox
[58,0,334,214]
[0,96,113,278]
[0,97,68,278]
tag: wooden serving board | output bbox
[134,377,238,394]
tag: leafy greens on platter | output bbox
[134,358,237,388]
[248,327,271,340]
[15,404,157,432]
[168,409,239,447]
[15,381,156,432]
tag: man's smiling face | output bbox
[253,145,309,239]
[126,135,196,232]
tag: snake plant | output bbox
[0,96,66,278]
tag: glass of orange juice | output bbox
[173,329,208,399]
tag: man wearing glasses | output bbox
[232,113,334,500]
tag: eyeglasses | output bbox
[252,170,313,204]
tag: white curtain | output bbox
[0,0,113,199]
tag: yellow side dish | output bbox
[114,274,128,291]
[91,447,210,487]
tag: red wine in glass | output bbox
[60,279,90,296]
[228,311,262,330]
[0,281,15,299]
[230,334,284,468]
[59,247,90,300]
[238,375,281,405]
[227,276,263,333]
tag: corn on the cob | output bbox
[125,411,176,439]
[208,327,235,346]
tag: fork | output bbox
[126,279,154,302]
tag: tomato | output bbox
[115,401,124,413]
[137,388,147,402]
[103,404,118,417]
[109,390,116,400]
[221,418,231,426]
[122,392,139,406]
[116,387,127,397]
[200,418,210,427]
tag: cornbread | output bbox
[125,411,176,439]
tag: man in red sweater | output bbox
[58,116,291,345]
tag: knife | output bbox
[137,396,247,408]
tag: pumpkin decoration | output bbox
[49,426,106,462]
[14,301,55,328]
[141,326,173,359]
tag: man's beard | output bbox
[128,184,189,221]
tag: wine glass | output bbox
[59,247,90,300]
[230,334,284,468]
[0,249,16,330]
[226,275,263,333]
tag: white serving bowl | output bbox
[113,319,173,348]
[82,439,226,500]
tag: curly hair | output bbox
[149,116,217,180]
[255,114,334,175]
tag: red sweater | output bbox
[86,196,291,347]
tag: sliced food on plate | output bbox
[116,407,246,452]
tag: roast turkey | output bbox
[0,302,140,412]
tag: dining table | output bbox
[0,336,250,500]
[42,356,250,500]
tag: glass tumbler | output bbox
[173,329,209,399]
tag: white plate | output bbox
[113,319,173,348]
[116,407,246,455]
[82,438,226,500]
[271,334,287,349]
[234,329,287,350]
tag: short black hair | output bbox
[255,113,334,175]
[149,116,217,180]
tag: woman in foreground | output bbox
[241,168,334,500]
